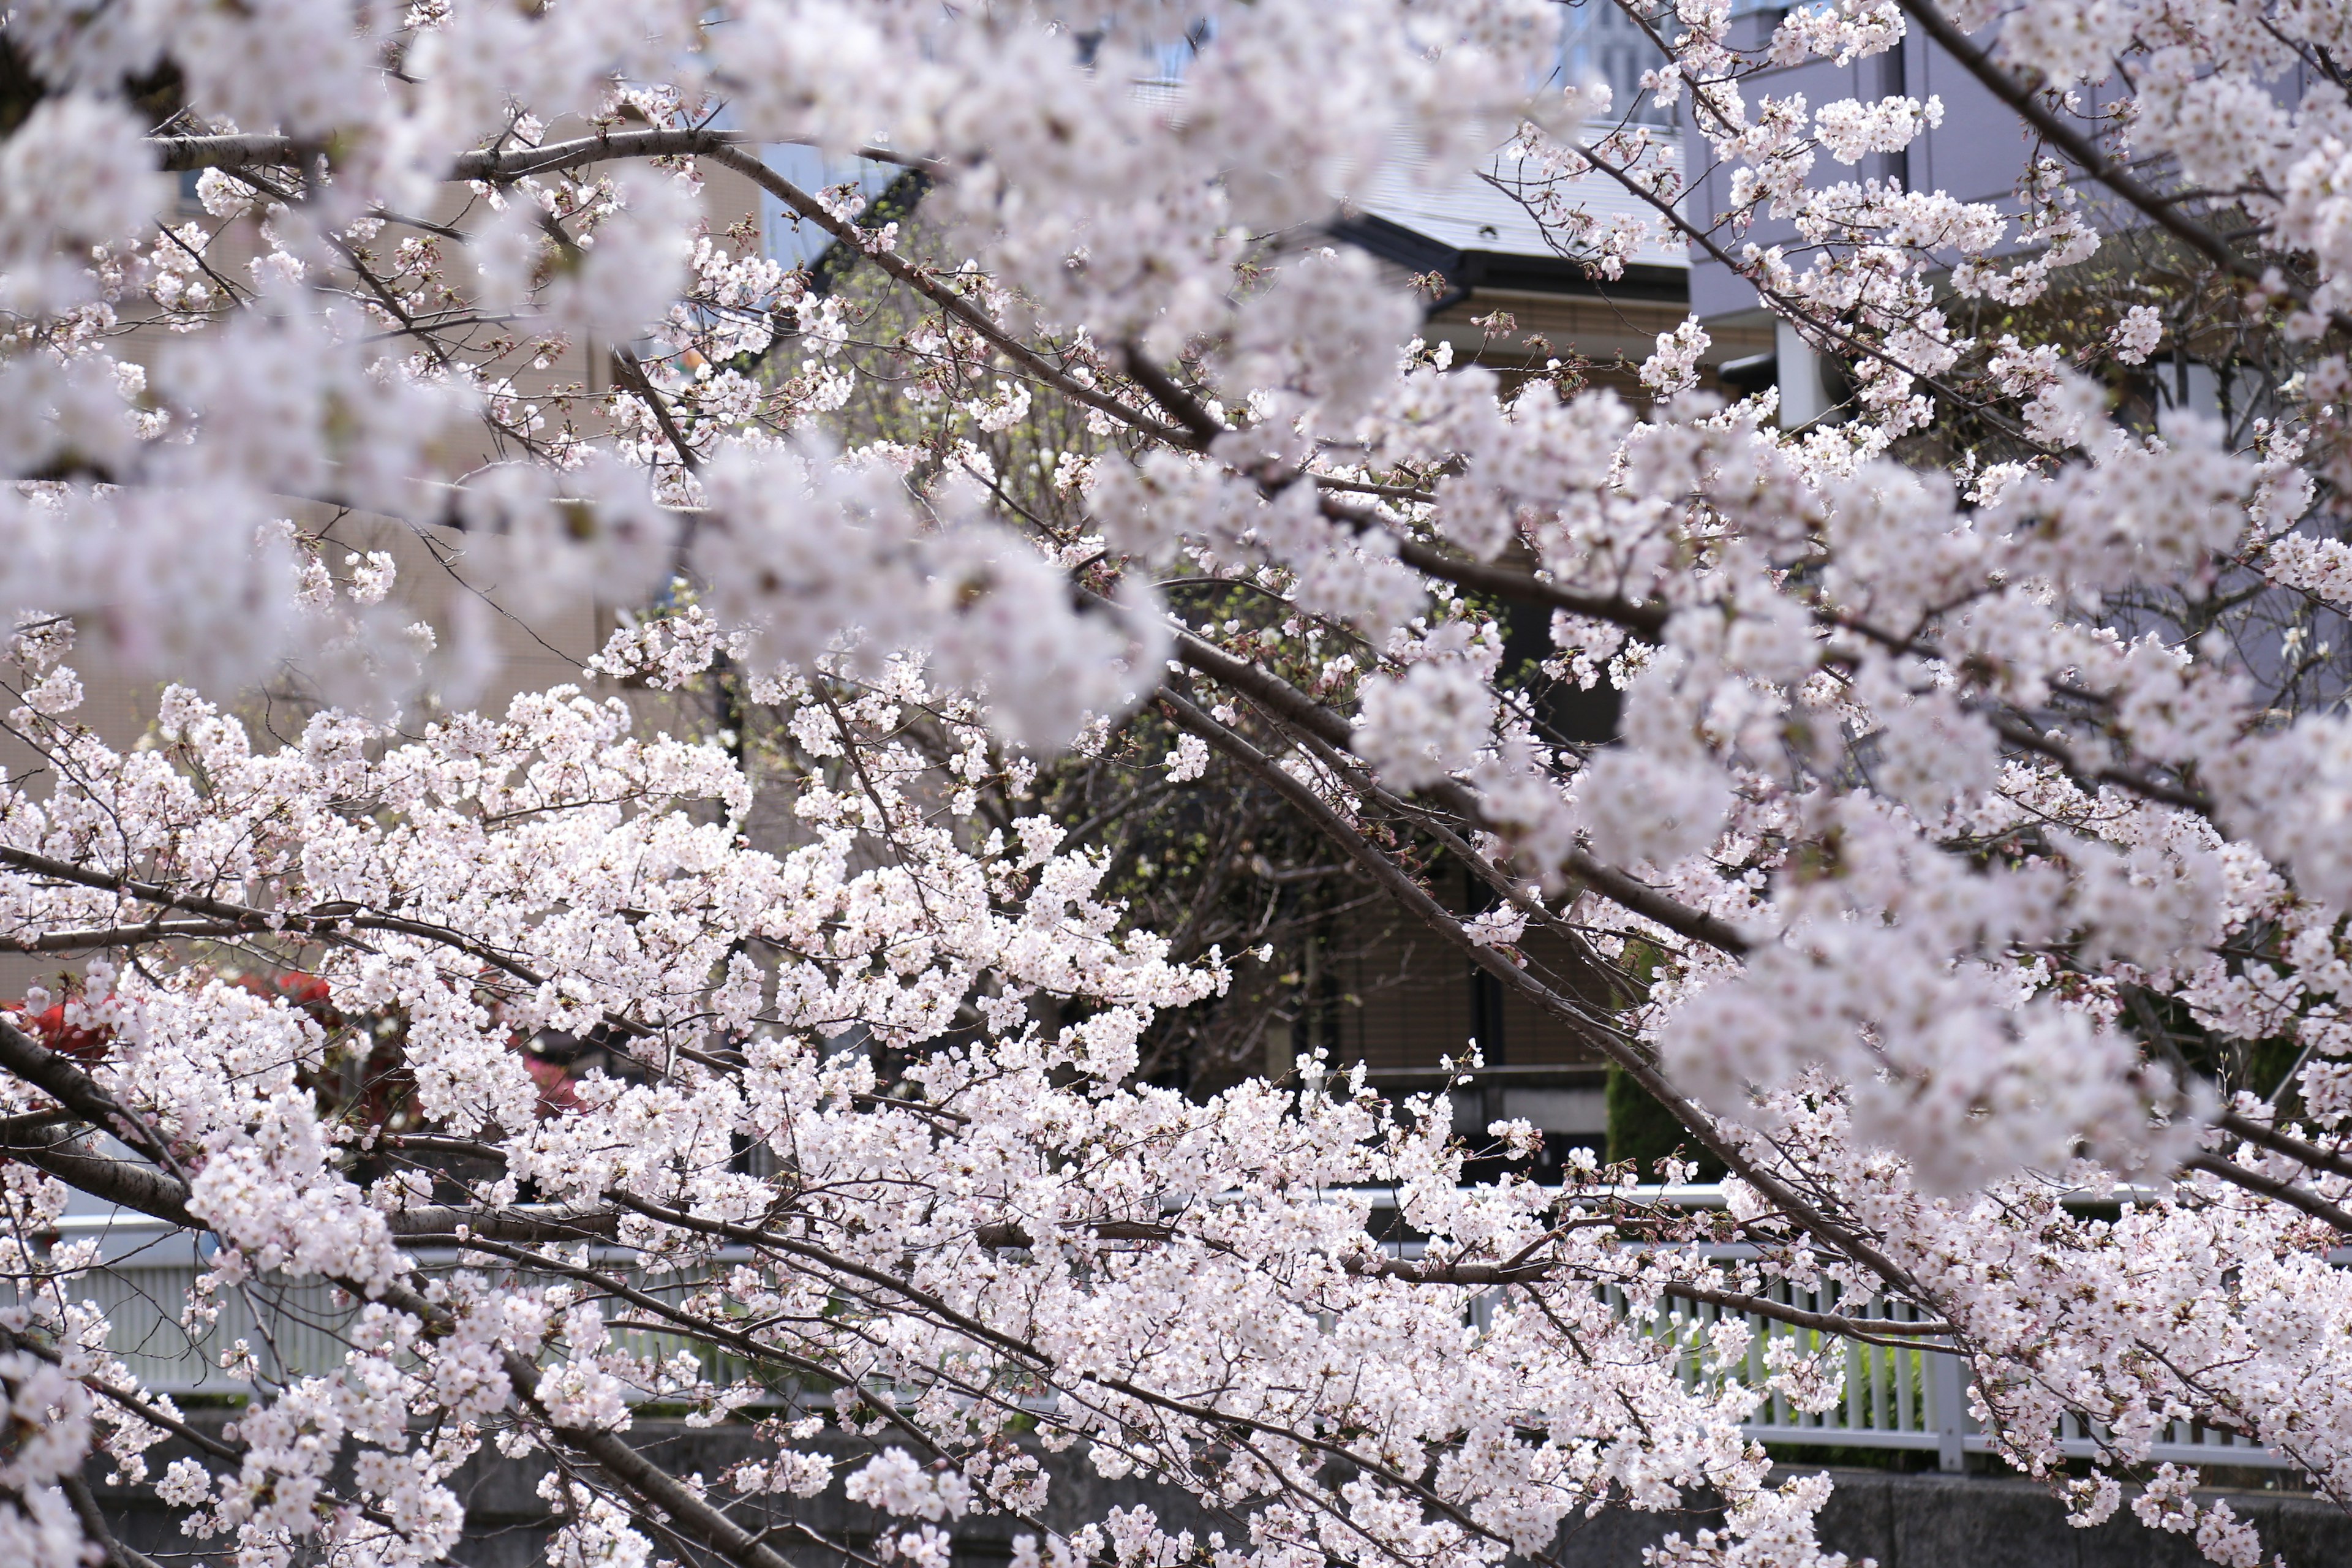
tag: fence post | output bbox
[1929,1351,1969,1472]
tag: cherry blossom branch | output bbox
[2,1129,894,1564]
[601,1188,1573,1566]
[1150,681,1928,1300]
[1332,497,1675,638]
[1894,0,2352,339]
[1564,853,1755,958]
[1977,711,2214,815]
[1308,472,1444,503]
[2180,1152,2352,1232]
[974,1212,1952,1337]
[0,1014,175,1171]
[0,1126,201,1229]
[2215,1110,2352,1183]
[609,344,703,474]
[0,1326,239,1466]
[699,143,1191,445]
[1156,626,1754,956]
[1109,358,1678,635]
[447,1235,1035,1505]
[59,1471,162,1568]
[386,1205,622,1243]
[439,1231,1096,1531]
[0,918,254,952]
[1152,446,2221,847]
[494,1341,799,1568]
[1117,345,1224,447]
[0,845,537,981]
[151,127,943,183]
[4,1311,432,1557]
[1646,1281,1956,1342]
[605,1191,1050,1366]
[1564,138,2045,444]
[0,1031,831,1568]
[0,846,678,1052]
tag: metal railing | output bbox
[47,1216,741,1403]
[1373,1185,2296,1474]
[1621,1278,2287,1472]
[32,1197,2298,1474]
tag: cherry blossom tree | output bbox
[10,2,2352,1566]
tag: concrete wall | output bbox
[1681,10,2089,323]
[89,1420,2352,1568]
[1683,9,2328,324]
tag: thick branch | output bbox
[153,127,941,184]
[61,1471,165,1568]
[2216,1111,2352,1185]
[0,1126,202,1229]
[149,131,326,172]
[0,1017,172,1167]
[972,1219,1175,1248]
[1564,852,1754,957]
[609,344,704,474]
[1370,516,1672,640]
[153,127,733,181]
[1118,347,1225,448]
[2182,1152,2352,1232]
[700,144,1189,445]
[1979,710,2212,815]
[1166,625,1351,747]
[0,919,253,952]
[1653,1281,1955,1341]
[1112,338,1674,635]
[496,1341,801,1568]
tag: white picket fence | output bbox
[39,1197,2294,1474]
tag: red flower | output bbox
[5,1001,111,1063]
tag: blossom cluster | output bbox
[15,1,2352,1562]
[0,638,1847,1568]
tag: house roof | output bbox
[1339,135,1689,304]
[1354,141,1687,271]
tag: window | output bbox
[1557,1,1678,128]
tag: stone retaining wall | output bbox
[89,1420,2352,1567]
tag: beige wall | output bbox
[48,145,768,750]
[0,156,766,996]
